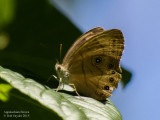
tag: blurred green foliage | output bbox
[0,83,12,102]
[0,0,82,87]
[0,0,15,30]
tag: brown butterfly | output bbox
[55,27,124,100]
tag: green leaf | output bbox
[0,66,122,120]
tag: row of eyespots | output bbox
[94,56,115,69]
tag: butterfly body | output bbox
[55,27,124,100]
[55,64,70,84]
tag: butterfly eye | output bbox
[57,66,61,71]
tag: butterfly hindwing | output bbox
[64,28,124,100]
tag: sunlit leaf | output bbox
[0,66,122,120]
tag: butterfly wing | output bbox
[63,28,124,100]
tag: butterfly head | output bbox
[55,63,70,83]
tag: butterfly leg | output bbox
[69,83,82,98]
[56,77,62,92]
[53,75,58,80]
[46,75,58,84]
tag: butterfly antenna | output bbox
[56,59,59,64]
[60,44,62,63]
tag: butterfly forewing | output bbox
[62,27,104,67]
